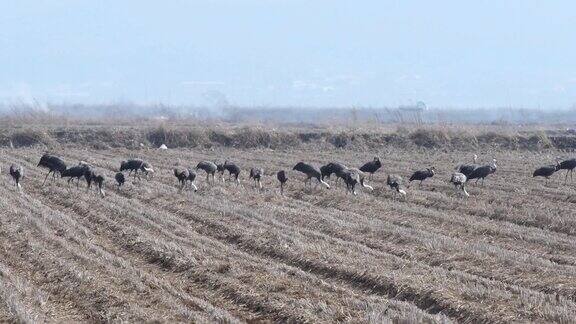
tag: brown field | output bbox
[0,124,576,323]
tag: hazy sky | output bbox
[1,0,575,108]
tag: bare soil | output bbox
[0,129,575,322]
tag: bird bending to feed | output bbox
[386,174,406,196]
[61,164,91,189]
[120,159,154,180]
[216,163,225,182]
[84,167,106,197]
[450,172,469,197]
[409,167,435,187]
[467,158,497,186]
[186,169,198,191]
[196,161,218,184]
[115,172,125,190]
[556,158,576,183]
[359,157,382,180]
[223,160,241,186]
[320,162,349,185]
[293,162,330,189]
[174,167,198,192]
[456,154,478,177]
[249,167,264,190]
[277,170,288,195]
[174,168,190,191]
[9,164,24,191]
[38,153,67,186]
[343,168,373,195]
[533,165,557,184]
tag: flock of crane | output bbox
[4,153,576,198]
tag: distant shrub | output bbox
[10,129,52,147]
[477,132,518,149]
[147,125,207,148]
[298,132,323,142]
[233,127,272,148]
[329,132,351,148]
[450,131,478,150]
[409,129,450,148]
[209,130,234,146]
[525,131,552,150]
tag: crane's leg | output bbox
[280,183,284,195]
[565,171,569,184]
[42,171,51,186]
[420,180,423,187]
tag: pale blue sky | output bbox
[1,0,575,108]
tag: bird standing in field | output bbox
[359,157,382,180]
[277,170,288,195]
[467,158,497,186]
[196,161,218,184]
[533,165,557,184]
[223,160,241,186]
[556,158,576,183]
[9,164,23,191]
[320,162,349,185]
[249,167,264,190]
[38,153,67,186]
[409,167,435,187]
[61,164,91,189]
[115,172,125,190]
[174,168,191,192]
[450,172,469,197]
[386,174,406,197]
[293,162,330,189]
[216,163,225,182]
[343,168,373,195]
[120,159,154,180]
[84,168,106,197]
[456,154,478,178]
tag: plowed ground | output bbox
[0,146,575,323]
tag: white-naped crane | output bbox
[450,172,469,197]
[556,158,576,183]
[196,161,218,184]
[293,162,330,189]
[249,167,264,190]
[386,174,406,196]
[38,153,67,186]
[277,170,288,195]
[359,157,382,180]
[409,167,435,187]
[342,168,373,195]
[468,158,497,186]
[533,165,557,184]
[9,164,24,191]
